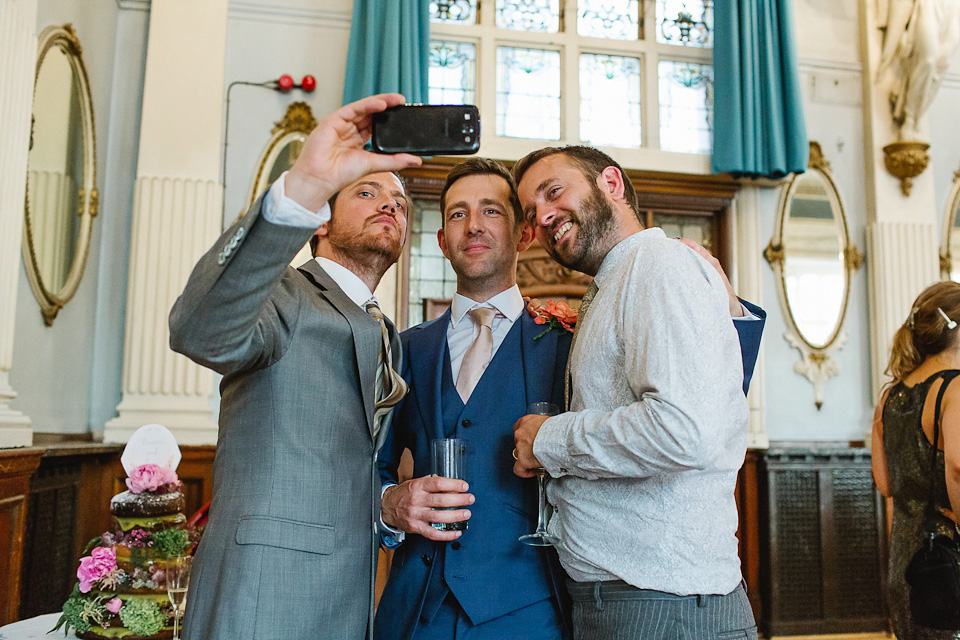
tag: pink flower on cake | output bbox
[106,598,123,614]
[125,463,178,494]
[77,546,117,593]
[525,298,577,339]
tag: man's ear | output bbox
[597,166,626,203]
[516,221,535,253]
[315,223,330,238]
[437,227,451,260]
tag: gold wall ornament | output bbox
[882,140,930,197]
[765,141,863,409]
[762,241,784,267]
[271,101,317,136]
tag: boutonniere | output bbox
[525,297,577,340]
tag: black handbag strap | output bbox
[926,370,960,527]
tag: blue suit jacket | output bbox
[375,299,764,640]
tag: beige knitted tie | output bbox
[364,300,408,436]
[565,281,599,410]
[456,307,496,402]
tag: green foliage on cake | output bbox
[118,599,166,636]
[151,528,190,559]
[55,586,109,635]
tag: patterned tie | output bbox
[565,281,599,410]
[456,307,497,402]
[364,300,408,436]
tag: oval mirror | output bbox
[939,167,960,281]
[245,101,316,209]
[764,142,863,408]
[23,24,97,325]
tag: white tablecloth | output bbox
[0,613,77,639]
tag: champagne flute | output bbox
[519,402,561,546]
[166,555,192,640]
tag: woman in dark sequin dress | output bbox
[873,281,960,639]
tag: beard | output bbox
[327,218,403,280]
[547,183,620,275]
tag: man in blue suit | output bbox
[375,158,764,640]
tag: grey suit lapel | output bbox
[298,260,380,440]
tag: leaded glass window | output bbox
[496,47,562,140]
[496,0,561,33]
[578,0,641,40]
[579,54,642,148]
[658,60,713,154]
[656,0,713,47]
[408,201,457,327]
[430,0,477,24]
[428,41,477,105]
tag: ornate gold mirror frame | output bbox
[245,101,317,208]
[764,142,864,408]
[23,24,98,326]
[939,165,960,280]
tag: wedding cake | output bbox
[54,426,192,639]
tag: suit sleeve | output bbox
[169,196,317,375]
[734,299,766,394]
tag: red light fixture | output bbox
[276,74,295,93]
[300,75,316,93]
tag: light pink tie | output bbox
[456,307,496,402]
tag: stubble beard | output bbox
[327,222,402,282]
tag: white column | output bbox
[104,0,228,445]
[859,0,940,400]
[732,186,769,449]
[0,0,38,447]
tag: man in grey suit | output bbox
[169,94,422,640]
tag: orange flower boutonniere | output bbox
[525,298,577,340]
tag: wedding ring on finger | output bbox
[512,448,519,460]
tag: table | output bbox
[0,613,76,639]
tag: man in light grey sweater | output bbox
[511,146,759,640]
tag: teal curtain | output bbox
[342,0,430,105]
[712,0,807,178]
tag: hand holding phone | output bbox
[372,105,481,156]
[283,94,422,212]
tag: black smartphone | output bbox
[371,104,480,155]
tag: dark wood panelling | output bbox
[0,448,44,626]
[736,449,762,621]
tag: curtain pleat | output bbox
[342,0,430,106]
[712,0,808,178]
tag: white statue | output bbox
[877,0,960,140]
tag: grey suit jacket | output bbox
[169,196,399,640]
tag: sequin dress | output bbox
[881,373,960,640]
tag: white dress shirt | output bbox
[447,285,525,384]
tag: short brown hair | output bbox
[440,157,524,227]
[886,281,960,384]
[512,146,639,216]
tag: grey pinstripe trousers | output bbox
[567,580,758,640]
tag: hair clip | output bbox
[938,307,958,329]
[907,307,919,328]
